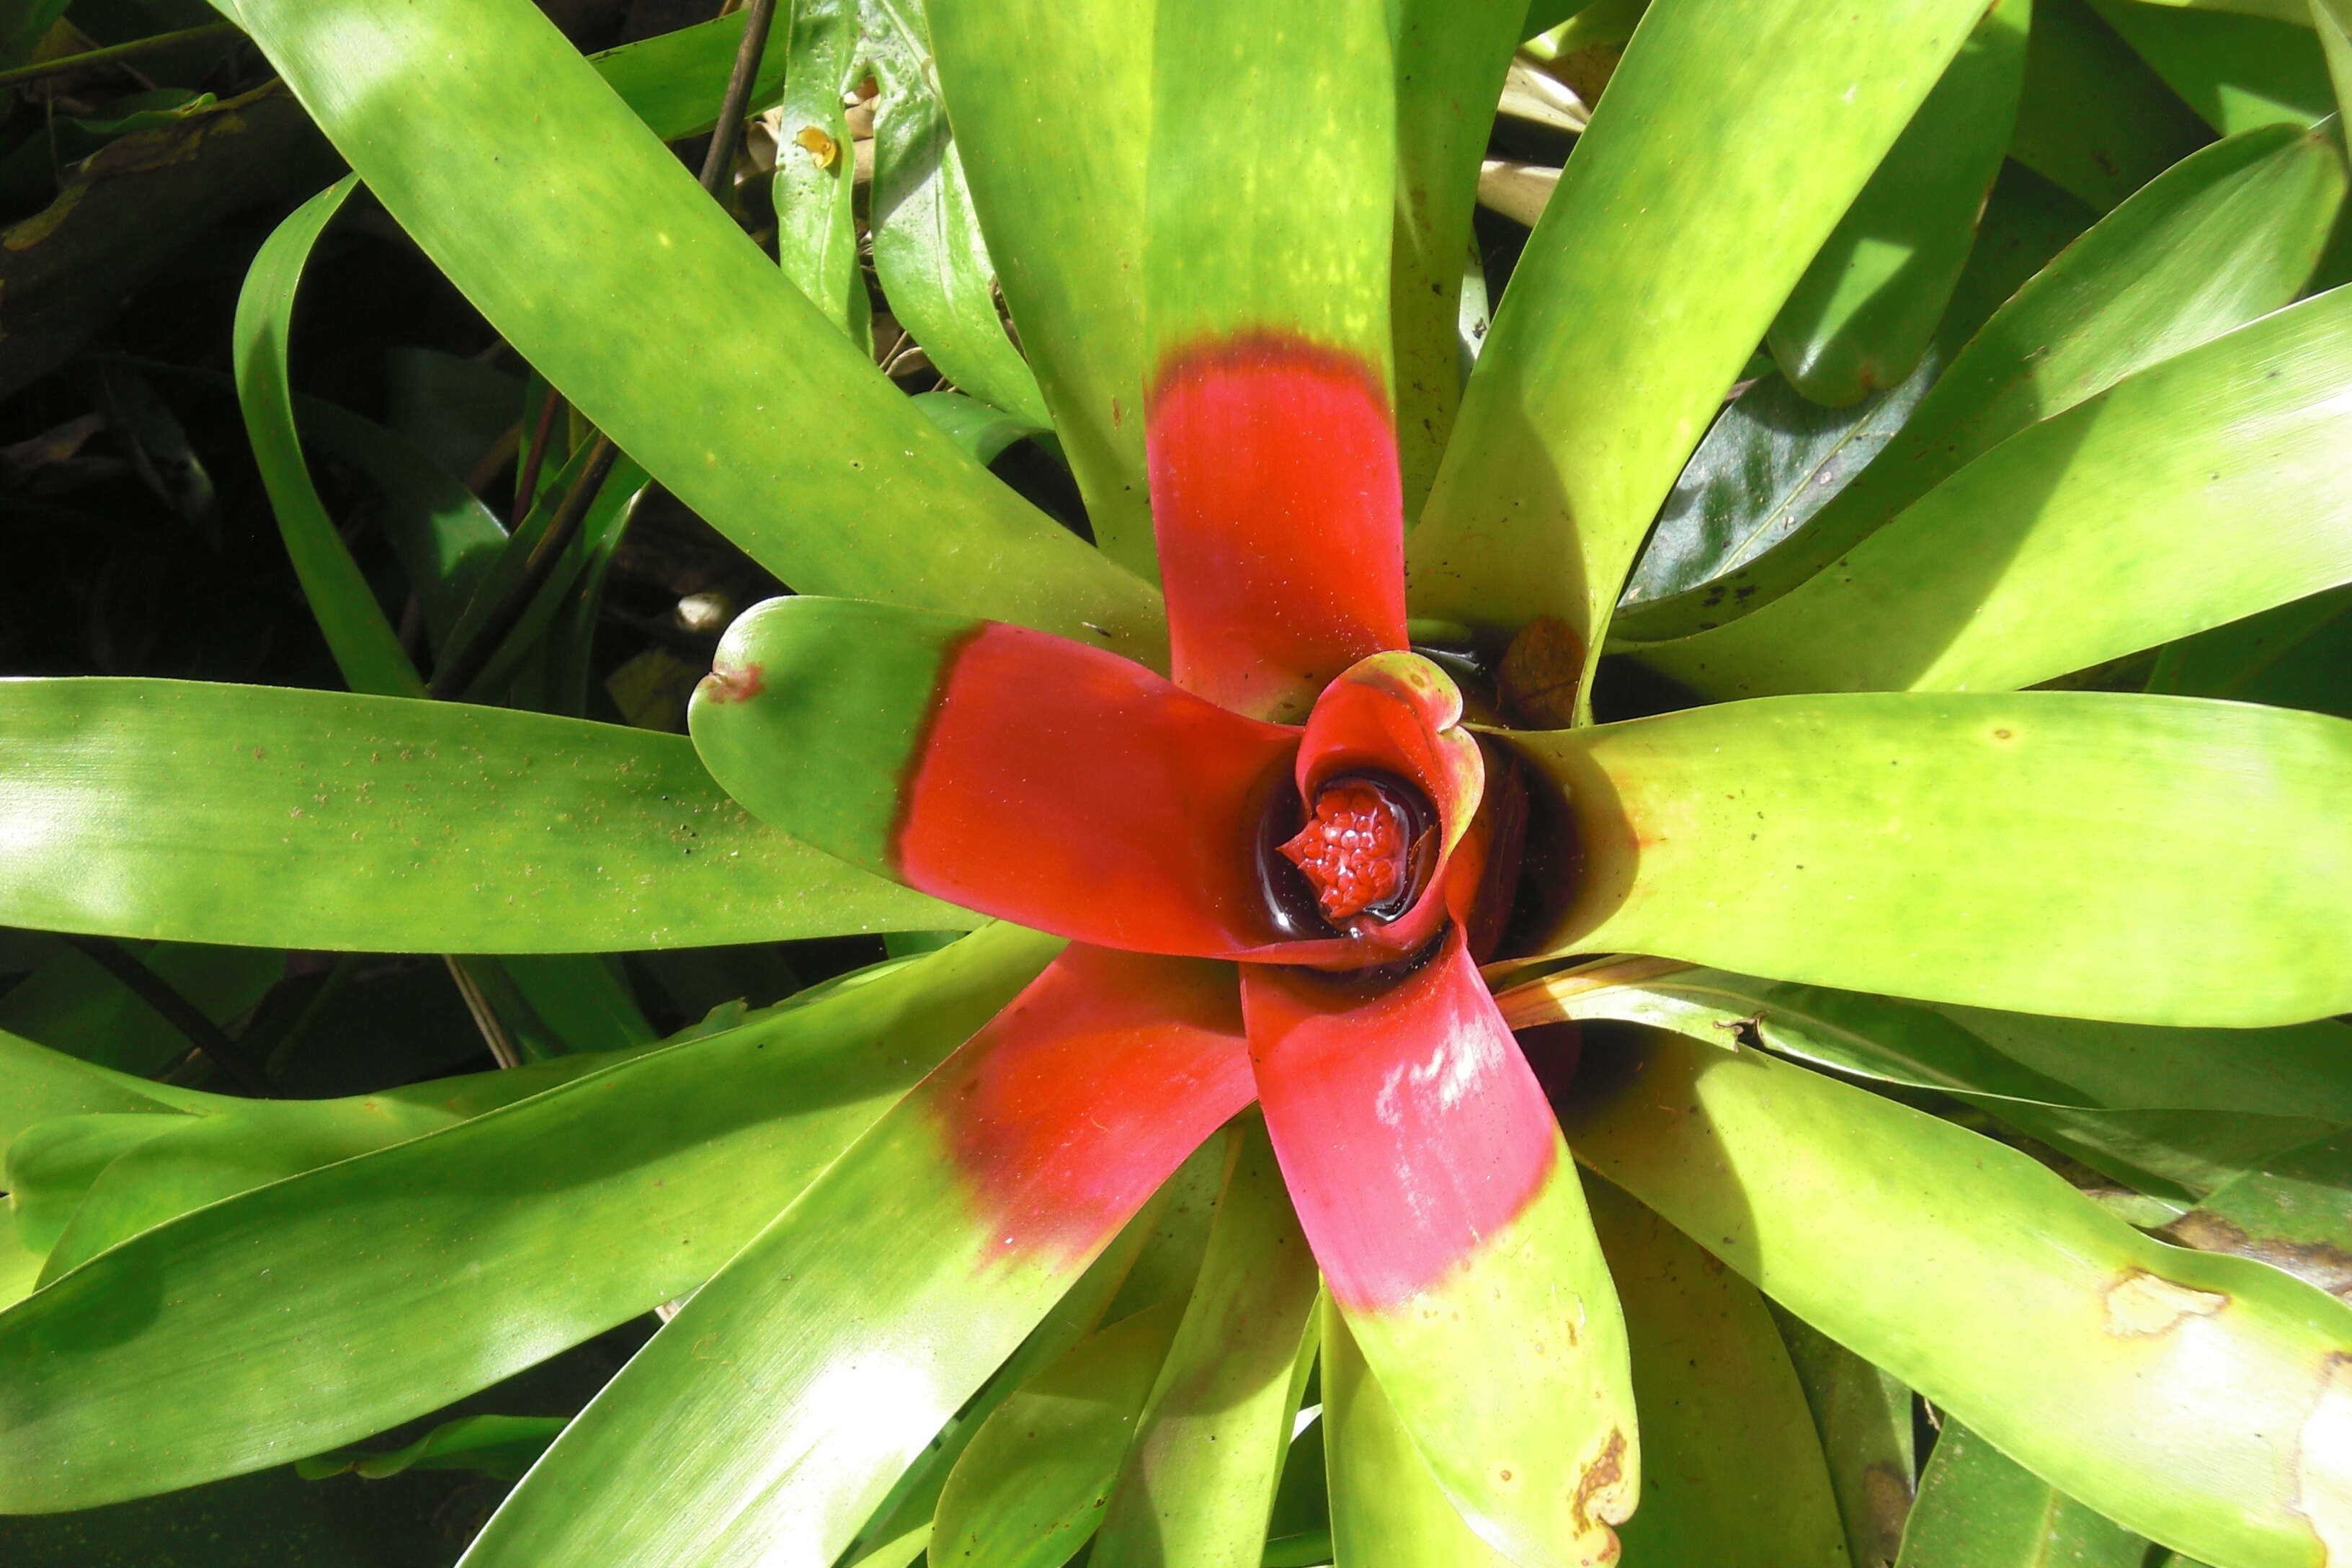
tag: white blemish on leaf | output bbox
[2102,1270,2225,1336]
[2297,1355,2352,1564]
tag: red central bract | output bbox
[1279,778,1418,922]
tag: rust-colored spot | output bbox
[1499,615,1585,729]
[1569,1427,1631,1533]
[795,125,839,169]
[2103,1268,2225,1336]
[697,662,764,704]
[1992,727,2013,741]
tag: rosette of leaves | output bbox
[4,1,2352,1567]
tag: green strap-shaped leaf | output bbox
[1505,962,2345,1205]
[927,1300,1185,1568]
[1774,1308,1917,1568]
[33,1039,661,1280]
[450,957,1240,1568]
[866,9,1052,429]
[0,927,1054,1510]
[0,1028,197,1141]
[1624,120,2343,645]
[1407,0,1988,719]
[1639,280,2352,698]
[0,678,971,952]
[2149,583,2352,718]
[1560,1028,2352,1568]
[1509,691,2352,1025]
[1319,1297,1517,1568]
[1147,0,1394,371]
[592,10,786,140]
[929,0,1157,579]
[2321,0,2352,120]
[233,174,424,699]
[1897,1420,2149,1567]
[2009,0,2215,211]
[1768,0,2030,408]
[1390,0,1525,516]
[839,1142,1226,1565]
[1093,1115,1322,1568]
[2091,0,2336,132]
[1587,1177,1850,1568]
[772,0,870,347]
[209,0,1165,663]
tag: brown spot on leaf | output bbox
[1499,615,1585,729]
[1569,1427,1631,1533]
[2102,1268,2225,1336]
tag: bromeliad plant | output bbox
[9,0,2352,1565]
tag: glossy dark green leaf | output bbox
[1562,1028,2352,1568]
[233,174,424,698]
[214,0,1164,663]
[1590,1176,1849,1568]
[1639,278,2352,698]
[1512,692,2352,1025]
[2009,0,2214,210]
[1093,1115,1321,1568]
[2092,0,2335,131]
[1626,121,2342,648]
[928,1300,1183,1568]
[0,927,1053,1510]
[1769,0,2029,407]
[929,0,1157,577]
[0,679,968,952]
[1897,1420,2147,1568]
[1407,0,1990,716]
[865,11,1052,429]
[1617,161,2093,634]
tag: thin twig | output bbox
[509,386,564,529]
[426,437,621,699]
[63,933,271,1093]
[0,21,244,92]
[442,956,522,1070]
[698,0,780,196]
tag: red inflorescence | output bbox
[1279,780,1415,924]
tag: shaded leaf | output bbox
[2091,0,2335,132]
[2009,0,2214,210]
[1896,1419,2146,1568]
[1770,0,2030,407]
